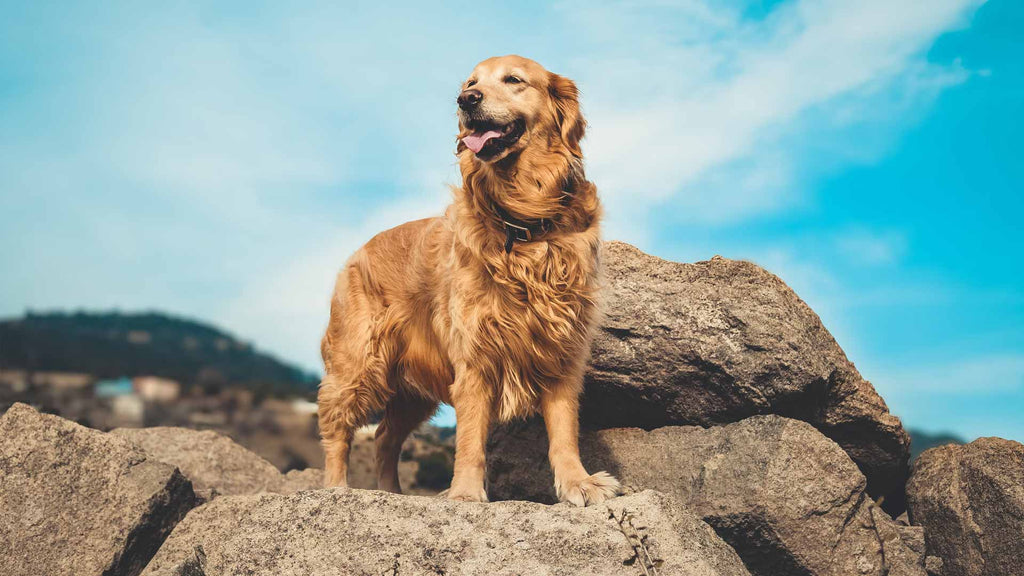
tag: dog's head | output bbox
[457,55,584,164]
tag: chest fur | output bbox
[449,241,600,419]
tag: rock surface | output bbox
[281,467,325,493]
[589,242,910,505]
[489,415,925,576]
[906,437,1024,576]
[113,426,322,500]
[142,489,751,576]
[0,403,196,576]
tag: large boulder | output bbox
[0,403,196,576]
[113,427,322,500]
[906,437,1024,576]
[587,241,911,506]
[489,416,925,576]
[141,489,751,576]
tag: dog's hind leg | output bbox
[318,355,397,486]
[374,389,439,493]
[318,372,366,488]
[318,262,397,488]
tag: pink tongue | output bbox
[462,130,502,154]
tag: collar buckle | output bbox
[503,220,533,242]
[492,202,554,253]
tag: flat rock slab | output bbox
[142,489,751,576]
[0,403,196,576]
[590,242,910,506]
[907,437,1024,576]
[113,427,322,500]
[490,415,925,576]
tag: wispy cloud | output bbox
[833,228,908,266]
[560,0,984,234]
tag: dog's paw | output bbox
[556,471,621,507]
[440,484,489,503]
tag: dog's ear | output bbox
[548,72,586,157]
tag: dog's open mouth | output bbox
[462,118,525,158]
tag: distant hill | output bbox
[908,429,966,461]
[0,311,317,396]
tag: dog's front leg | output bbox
[446,367,492,502]
[540,378,620,506]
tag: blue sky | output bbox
[1,1,1020,438]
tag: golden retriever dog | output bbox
[317,55,619,505]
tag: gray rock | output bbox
[141,489,750,576]
[489,415,925,576]
[906,437,1024,576]
[0,403,196,576]
[588,242,910,505]
[281,467,326,493]
[896,524,926,557]
[113,427,285,500]
[871,505,928,576]
[112,427,322,501]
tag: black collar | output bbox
[490,172,579,253]
[492,202,552,253]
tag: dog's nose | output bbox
[457,89,483,110]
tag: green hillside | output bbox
[0,311,317,396]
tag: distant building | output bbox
[133,376,180,403]
[290,399,318,415]
[0,370,94,393]
[110,394,144,427]
[95,377,134,398]
[0,370,29,393]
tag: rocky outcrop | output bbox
[906,437,1024,576]
[7,239,1020,575]
[142,489,751,576]
[113,427,322,500]
[589,242,910,506]
[0,403,196,576]
[489,415,925,576]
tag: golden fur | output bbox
[317,56,619,505]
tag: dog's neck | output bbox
[457,151,600,248]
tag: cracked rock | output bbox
[113,427,322,501]
[141,489,749,576]
[0,403,196,576]
[588,242,911,508]
[490,415,925,576]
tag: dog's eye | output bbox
[504,75,523,84]
[466,79,477,88]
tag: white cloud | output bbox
[568,0,985,230]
